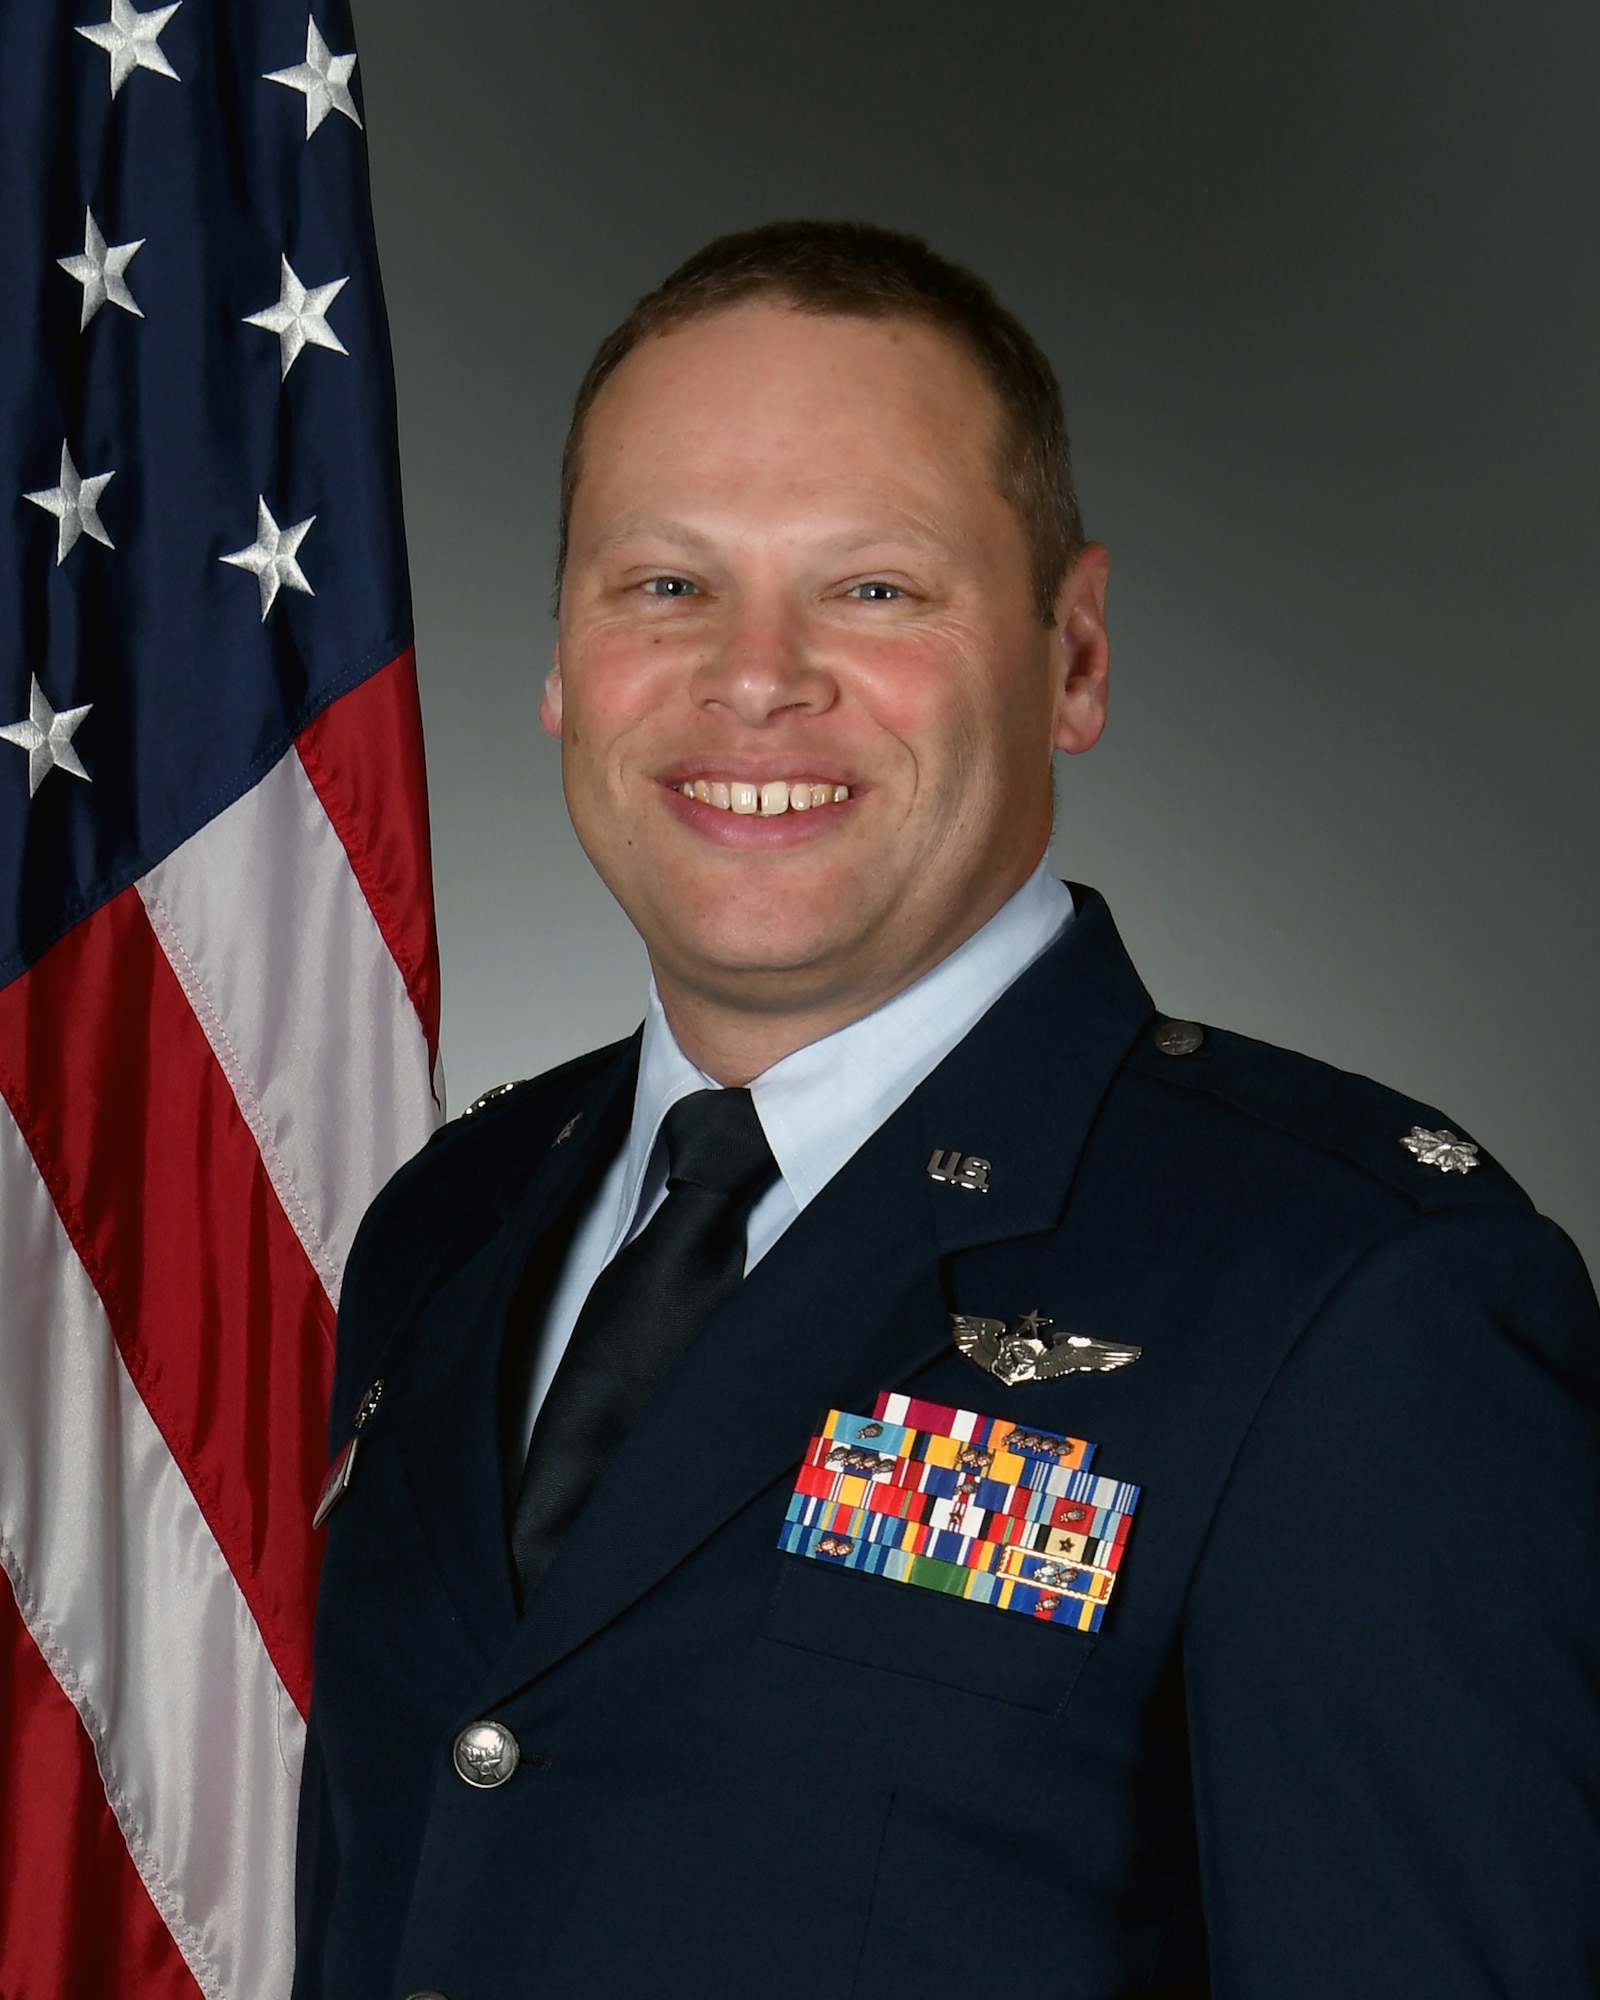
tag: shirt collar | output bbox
[618,859,1074,1236]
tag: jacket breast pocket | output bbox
[761,1555,1095,1715]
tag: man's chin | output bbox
[648,916,890,1015]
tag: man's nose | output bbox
[691,597,836,726]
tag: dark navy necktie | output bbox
[510,1086,779,1605]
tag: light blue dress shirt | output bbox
[518,862,1074,1449]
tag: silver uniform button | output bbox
[452,1719,520,1788]
[1153,1019,1205,1057]
[403,1992,450,1999]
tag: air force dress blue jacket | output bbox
[293,890,1600,2000]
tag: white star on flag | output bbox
[75,0,181,99]
[58,209,146,330]
[245,256,349,378]
[0,676,93,798]
[221,498,316,618]
[25,444,116,565]
[264,19,362,137]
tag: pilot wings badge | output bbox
[951,1309,1143,1388]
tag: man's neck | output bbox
[650,865,1056,1086]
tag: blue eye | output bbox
[849,582,903,601]
[644,576,697,597]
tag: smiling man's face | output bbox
[545,299,1108,1073]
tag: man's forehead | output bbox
[573,302,1008,524]
[588,298,1003,439]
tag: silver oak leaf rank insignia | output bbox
[1400,1126,1480,1174]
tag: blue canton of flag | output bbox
[0,0,410,980]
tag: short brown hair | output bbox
[555,220,1085,623]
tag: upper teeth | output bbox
[678,780,850,815]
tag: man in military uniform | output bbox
[293,222,1600,1999]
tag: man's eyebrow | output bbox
[584,517,720,560]
[813,524,962,563]
[583,517,964,564]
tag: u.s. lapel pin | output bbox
[951,1310,1142,1387]
[927,1147,990,1193]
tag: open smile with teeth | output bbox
[674,779,852,816]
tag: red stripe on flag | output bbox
[296,647,442,1069]
[0,889,334,1714]
[0,1580,204,2000]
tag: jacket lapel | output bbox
[477,888,1156,1702]
[398,1042,639,1659]
[915,888,1157,1260]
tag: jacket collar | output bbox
[914,885,1156,1257]
[399,1039,640,1658]
[470,886,1156,1704]
[488,1034,642,1224]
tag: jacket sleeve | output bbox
[1184,1204,1600,1998]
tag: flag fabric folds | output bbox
[0,5,440,1994]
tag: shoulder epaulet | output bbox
[1125,1015,1531,1214]
[461,1078,528,1118]
[424,1038,633,1154]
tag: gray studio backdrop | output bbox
[356,0,1598,1274]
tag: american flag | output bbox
[0,4,440,1993]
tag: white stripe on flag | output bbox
[137,747,438,1306]
[0,1097,300,2000]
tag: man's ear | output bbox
[1050,543,1109,756]
[539,644,564,738]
